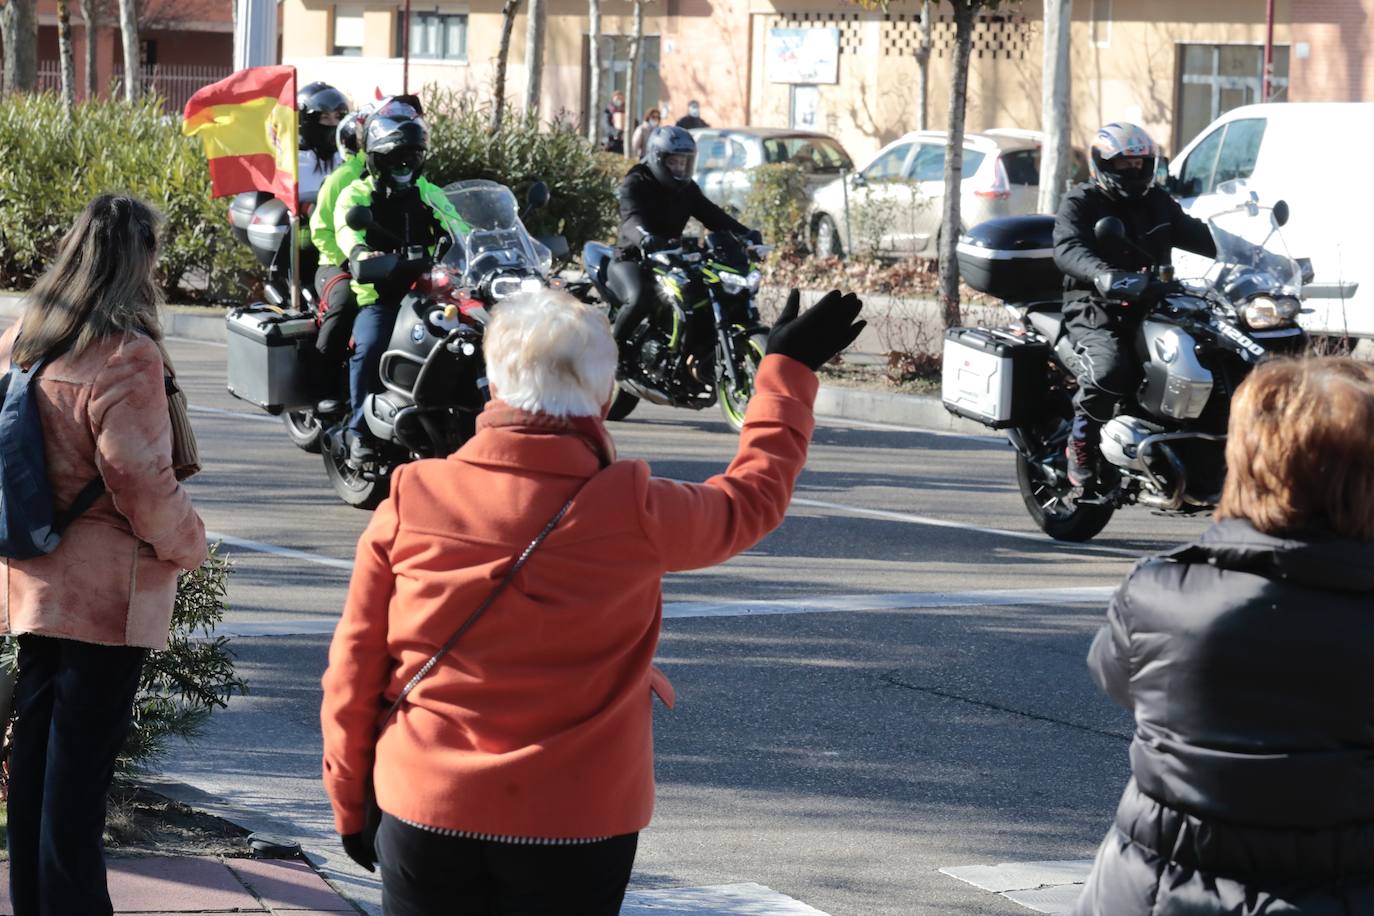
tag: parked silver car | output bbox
[809,128,1086,258]
[691,127,855,215]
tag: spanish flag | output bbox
[182,65,300,213]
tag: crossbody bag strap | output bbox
[378,478,593,726]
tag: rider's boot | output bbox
[346,428,378,470]
[1065,414,1099,491]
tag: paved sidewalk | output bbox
[0,855,360,915]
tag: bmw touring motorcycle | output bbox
[576,232,773,431]
[226,180,559,509]
[944,197,1310,542]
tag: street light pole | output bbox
[402,0,412,94]
[1262,0,1276,102]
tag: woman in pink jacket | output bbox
[0,195,208,916]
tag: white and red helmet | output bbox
[1090,123,1159,200]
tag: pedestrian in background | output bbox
[1076,356,1374,914]
[602,89,626,154]
[0,194,208,915]
[321,287,863,915]
[630,108,661,159]
[676,99,708,130]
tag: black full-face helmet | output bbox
[298,81,350,159]
[363,97,429,190]
[644,125,697,190]
[1090,122,1159,201]
[335,104,373,157]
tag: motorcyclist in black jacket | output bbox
[1053,122,1217,490]
[606,126,757,354]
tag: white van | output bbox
[1166,103,1374,340]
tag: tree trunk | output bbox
[117,0,139,101]
[939,0,978,329]
[587,0,601,144]
[625,0,643,159]
[1038,0,1072,215]
[522,0,545,116]
[0,0,39,93]
[914,0,932,131]
[491,0,519,131]
[79,0,96,99]
[57,0,76,110]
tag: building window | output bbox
[1091,0,1111,48]
[1175,43,1289,150]
[402,12,468,61]
[333,4,365,57]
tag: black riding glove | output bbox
[745,229,764,246]
[1093,271,1151,303]
[340,832,376,872]
[766,288,866,371]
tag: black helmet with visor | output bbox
[645,126,697,190]
[364,97,429,190]
[297,82,350,159]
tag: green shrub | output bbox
[0,92,258,301]
[0,544,246,776]
[741,163,811,255]
[422,87,620,257]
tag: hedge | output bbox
[740,163,811,255]
[0,93,257,301]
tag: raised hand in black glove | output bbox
[766,288,865,371]
[341,832,376,872]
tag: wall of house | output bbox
[1288,0,1374,101]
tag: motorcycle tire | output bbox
[322,443,391,511]
[1014,451,1114,542]
[718,332,768,433]
[607,386,640,421]
[282,410,323,453]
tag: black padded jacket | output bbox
[615,164,747,251]
[1075,519,1374,914]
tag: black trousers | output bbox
[375,813,638,916]
[1064,303,1138,425]
[606,259,648,348]
[314,264,358,362]
[7,635,146,916]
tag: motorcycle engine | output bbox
[1099,416,1162,472]
[639,338,668,372]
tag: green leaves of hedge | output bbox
[741,163,812,255]
[0,93,256,300]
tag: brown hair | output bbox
[13,194,165,366]
[1216,356,1374,540]
[644,108,661,122]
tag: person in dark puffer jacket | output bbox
[1075,356,1374,915]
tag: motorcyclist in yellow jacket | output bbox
[332,97,468,468]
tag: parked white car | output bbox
[1167,102,1374,340]
[808,129,1082,259]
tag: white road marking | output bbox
[789,496,1141,557]
[622,883,829,915]
[207,531,355,571]
[213,586,1116,638]
[189,404,281,424]
[941,860,1093,915]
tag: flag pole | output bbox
[290,67,302,314]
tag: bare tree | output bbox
[57,0,76,110]
[491,0,519,130]
[587,0,601,144]
[522,0,545,116]
[117,0,139,101]
[914,0,932,131]
[934,0,987,328]
[0,0,39,93]
[79,0,98,99]
[1037,0,1072,215]
[624,0,644,159]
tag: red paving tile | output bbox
[226,858,355,912]
[107,857,267,912]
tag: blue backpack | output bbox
[0,345,105,559]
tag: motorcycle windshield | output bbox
[1191,204,1303,298]
[440,179,545,283]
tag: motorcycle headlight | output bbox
[719,269,762,295]
[1241,296,1286,330]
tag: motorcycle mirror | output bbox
[344,206,374,231]
[525,181,551,212]
[1273,200,1290,227]
[1094,216,1127,244]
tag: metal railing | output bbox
[33,60,232,112]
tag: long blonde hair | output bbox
[13,194,166,366]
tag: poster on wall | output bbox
[790,85,820,130]
[767,28,840,85]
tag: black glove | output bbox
[638,234,667,254]
[1093,270,1150,302]
[766,289,866,371]
[341,832,376,872]
[745,229,764,246]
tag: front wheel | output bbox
[282,409,323,453]
[1014,450,1114,542]
[322,441,391,510]
[718,331,768,432]
[607,386,640,421]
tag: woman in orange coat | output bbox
[0,195,207,915]
[320,287,863,914]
